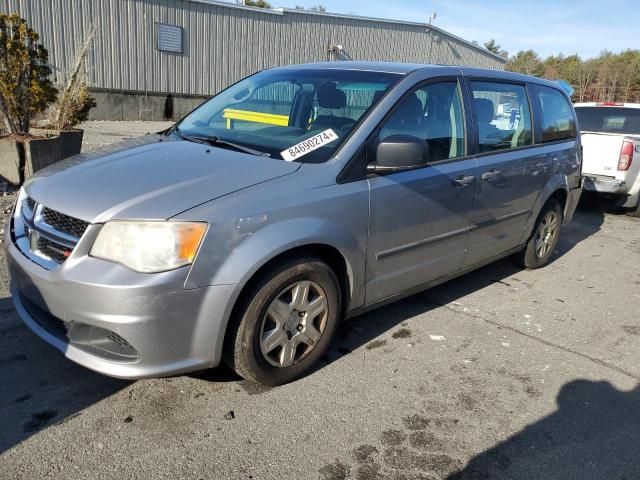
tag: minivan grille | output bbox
[37,236,71,263]
[15,196,90,268]
[25,197,36,212]
[42,207,89,239]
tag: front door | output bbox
[366,80,477,304]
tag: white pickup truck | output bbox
[574,102,640,216]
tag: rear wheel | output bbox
[514,199,563,269]
[626,198,640,217]
[224,256,341,386]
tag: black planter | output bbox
[23,135,62,179]
[0,138,24,185]
[0,129,84,185]
[58,129,84,159]
[31,128,84,160]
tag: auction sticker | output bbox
[281,129,338,161]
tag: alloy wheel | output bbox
[259,280,328,367]
[534,210,559,258]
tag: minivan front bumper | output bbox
[7,238,237,379]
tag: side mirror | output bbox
[368,135,429,174]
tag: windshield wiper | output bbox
[172,126,271,157]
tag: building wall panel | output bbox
[0,0,505,96]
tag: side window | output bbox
[470,81,533,153]
[379,82,465,163]
[535,85,577,142]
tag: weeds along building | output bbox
[0,0,506,121]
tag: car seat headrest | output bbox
[317,82,347,109]
[474,98,495,124]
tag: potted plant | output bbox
[0,13,58,185]
[38,27,96,159]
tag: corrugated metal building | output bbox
[0,0,506,120]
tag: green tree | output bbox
[617,49,640,102]
[295,4,327,11]
[506,48,640,103]
[484,39,500,53]
[506,50,544,76]
[0,13,57,134]
[244,0,272,8]
[484,39,508,58]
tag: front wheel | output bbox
[224,256,341,386]
[514,200,563,269]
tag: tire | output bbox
[223,256,341,386]
[513,199,563,269]
[626,198,640,217]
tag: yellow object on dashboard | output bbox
[223,109,289,129]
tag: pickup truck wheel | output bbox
[626,199,640,217]
[224,256,341,386]
[514,200,563,269]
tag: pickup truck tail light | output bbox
[618,141,633,171]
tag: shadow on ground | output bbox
[319,379,640,479]
[0,296,129,453]
[317,197,604,371]
[448,380,640,479]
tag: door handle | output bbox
[481,169,502,181]
[452,175,475,188]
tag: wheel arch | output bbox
[236,243,353,316]
[220,243,353,364]
[521,175,570,244]
[549,187,568,216]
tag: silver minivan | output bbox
[7,62,582,385]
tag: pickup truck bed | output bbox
[575,103,640,214]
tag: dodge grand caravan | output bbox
[7,63,582,385]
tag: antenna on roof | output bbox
[426,12,437,31]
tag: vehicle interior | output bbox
[472,83,532,153]
[377,83,464,163]
[575,107,640,134]
[188,75,397,163]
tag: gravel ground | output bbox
[81,120,173,151]
[1,122,639,479]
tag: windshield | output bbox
[176,68,402,162]
[575,107,640,135]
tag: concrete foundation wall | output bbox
[88,90,209,122]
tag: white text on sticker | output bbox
[281,129,338,161]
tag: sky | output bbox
[266,0,639,59]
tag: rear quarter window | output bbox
[534,85,577,143]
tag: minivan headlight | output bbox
[90,221,207,273]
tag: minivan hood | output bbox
[25,135,300,222]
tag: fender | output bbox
[519,172,569,244]
[186,216,364,307]
[188,217,364,366]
